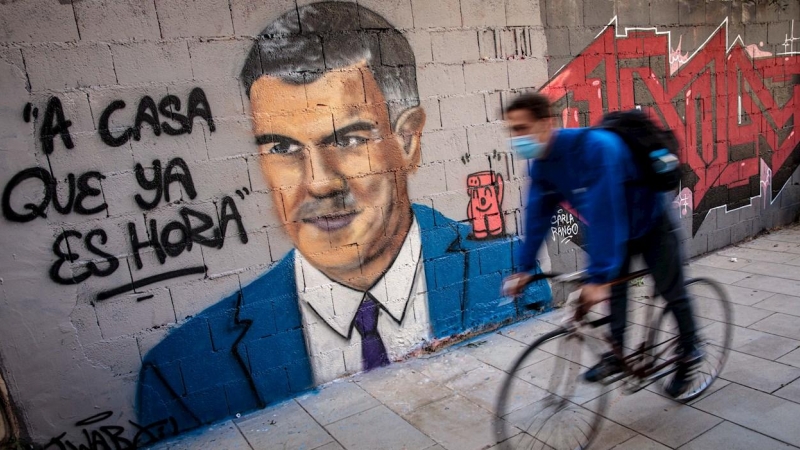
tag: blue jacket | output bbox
[137,204,551,431]
[516,128,664,284]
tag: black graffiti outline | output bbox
[95,266,207,301]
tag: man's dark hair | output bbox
[505,93,553,121]
[240,1,419,126]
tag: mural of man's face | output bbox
[250,63,426,288]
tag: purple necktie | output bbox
[354,294,390,370]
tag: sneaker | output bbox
[664,349,703,398]
[583,352,623,383]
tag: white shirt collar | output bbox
[294,217,423,338]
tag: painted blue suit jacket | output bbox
[137,204,551,431]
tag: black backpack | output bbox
[596,109,681,192]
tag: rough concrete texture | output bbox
[0,0,797,447]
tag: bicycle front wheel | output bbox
[495,327,609,450]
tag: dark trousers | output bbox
[609,213,697,356]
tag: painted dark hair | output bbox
[505,93,553,121]
[240,1,419,125]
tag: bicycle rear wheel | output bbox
[650,277,733,402]
[495,327,610,450]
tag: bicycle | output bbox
[494,268,733,450]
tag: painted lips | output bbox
[302,211,359,232]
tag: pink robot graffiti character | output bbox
[467,170,505,239]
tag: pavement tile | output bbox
[704,322,800,360]
[325,405,435,450]
[515,355,616,405]
[753,294,800,317]
[584,388,723,448]
[486,433,553,450]
[611,434,670,450]
[149,420,252,450]
[235,400,335,450]
[737,239,800,255]
[312,442,345,450]
[774,378,800,404]
[408,351,485,385]
[500,317,561,344]
[720,350,800,393]
[750,313,800,341]
[786,256,800,267]
[295,381,380,425]
[354,365,452,416]
[446,362,549,414]
[685,264,752,284]
[405,395,510,450]
[777,348,800,368]
[679,420,796,450]
[694,383,800,447]
[688,282,775,306]
[764,232,800,244]
[693,295,773,327]
[693,254,753,270]
[718,246,800,263]
[735,274,800,297]
[589,421,640,450]
[459,332,539,372]
[735,261,800,282]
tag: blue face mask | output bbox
[509,135,546,160]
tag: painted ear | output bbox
[393,106,426,166]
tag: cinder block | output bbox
[431,189,470,223]
[464,61,509,93]
[236,189,282,232]
[478,30,499,59]
[189,157,251,203]
[443,152,492,191]
[420,128,469,164]
[616,0,650,28]
[545,0,582,28]
[508,57,548,90]
[83,336,142,376]
[169,79,245,120]
[410,0,461,28]
[650,0,680,26]
[94,288,177,339]
[439,94,487,128]
[359,0,414,30]
[731,218,754,244]
[570,27,605,56]
[24,43,116,91]
[704,1,731,25]
[0,0,79,43]
[0,49,32,144]
[169,273,240,321]
[485,91,503,122]
[267,225,294,261]
[111,40,193,85]
[679,1,706,26]
[401,30,433,64]
[768,22,792,46]
[506,0,544,27]
[716,207,741,230]
[189,39,253,82]
[380,31,417,67]
[461,0,507,27]
[584,0,615,27]
[467,122,507,155]
[544,28,571,57]
[137,326,172,358]
[70,302,104,347]
[744,24,769,49]
[547,56,573,77]
[407,162,448,201]
[432,30,481,64]
[708,227,732,251]
[230,0,297,36]
[154,0,235,38]
[206,116,257,159]
[204,229,273,276]
[420,97,442,132]
[74,0,160,41]
[417,64,465,99]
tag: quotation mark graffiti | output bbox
[23,103,39,123]
[235,187,250,200]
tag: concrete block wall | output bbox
[0,0,798,446]
[0,0,553,445]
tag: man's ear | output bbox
[393,106,426,167]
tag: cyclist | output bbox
[501,93,701,397]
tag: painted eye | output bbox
[336,135,368,148]
[267,142,303,155]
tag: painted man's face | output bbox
[250,63,425,286]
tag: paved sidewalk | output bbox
[150,223,800,450]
